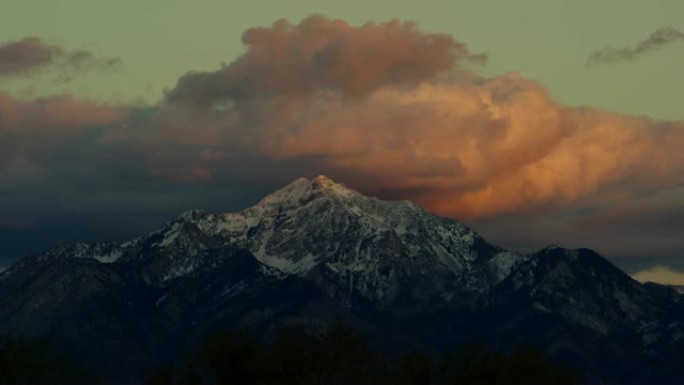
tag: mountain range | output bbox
[1,175,683,384]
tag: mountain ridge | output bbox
[1,176,683,383]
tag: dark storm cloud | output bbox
[473,190,684,260]
[587,27,684,67]
[0,36,121,79]
[471,187,684,282]
[0,92,127,174]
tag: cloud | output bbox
[73,16,675,221]
[0,36,121,80]
[5,16,684,222]
[0,266,6,273]
[587,27,684,67]
[470,187,684,266]
[0,92,129,189]
[0,37,61,77]
[3,16,684,268]
[633,266,684,286]
[166,15,486,105]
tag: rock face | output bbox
[1,176,683,383]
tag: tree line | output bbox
[147,320,580,385]
[1,322,580,384]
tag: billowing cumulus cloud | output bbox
[0,36,121,79]
[3,16,684,268]
[166,15,486,105]
[149,16,684,220]
[587,27,684,67]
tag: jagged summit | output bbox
[308,174,358,194]
[254,175,359,209]
[311,174,339,187]
[169,176,359,226]
[6,175,518,292]
[193,174,511,284]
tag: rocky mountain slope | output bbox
[1,176,682,384]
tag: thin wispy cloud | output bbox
[587,27,684,67]
[633,266,684,286]
[0,36,121,80]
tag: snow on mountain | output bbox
[143,175,522,298]
[3,176,684,384]
[2,175,524,304]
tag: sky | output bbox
[1,0,683,283]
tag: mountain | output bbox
[1,175,683,383]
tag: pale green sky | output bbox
[2,0,683,119]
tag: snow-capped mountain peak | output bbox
[3,176,684,384]
[253,175,359,210]
[310,174,356,195]
[6,176,522,299]
[183,176,521,295]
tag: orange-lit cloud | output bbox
[155,16,684,220]
[3,16,684,271]
[3,16,684,224]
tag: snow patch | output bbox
[222,281,249,298]
[155,293,169,307]
[253,245,318,274]
[159,223,182,247]
[533,302,551,313]
[92,250,123,264]
[488,252,525,281]
[259,265,286,279]
[162,263,197,282]
[120,240,136,248]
